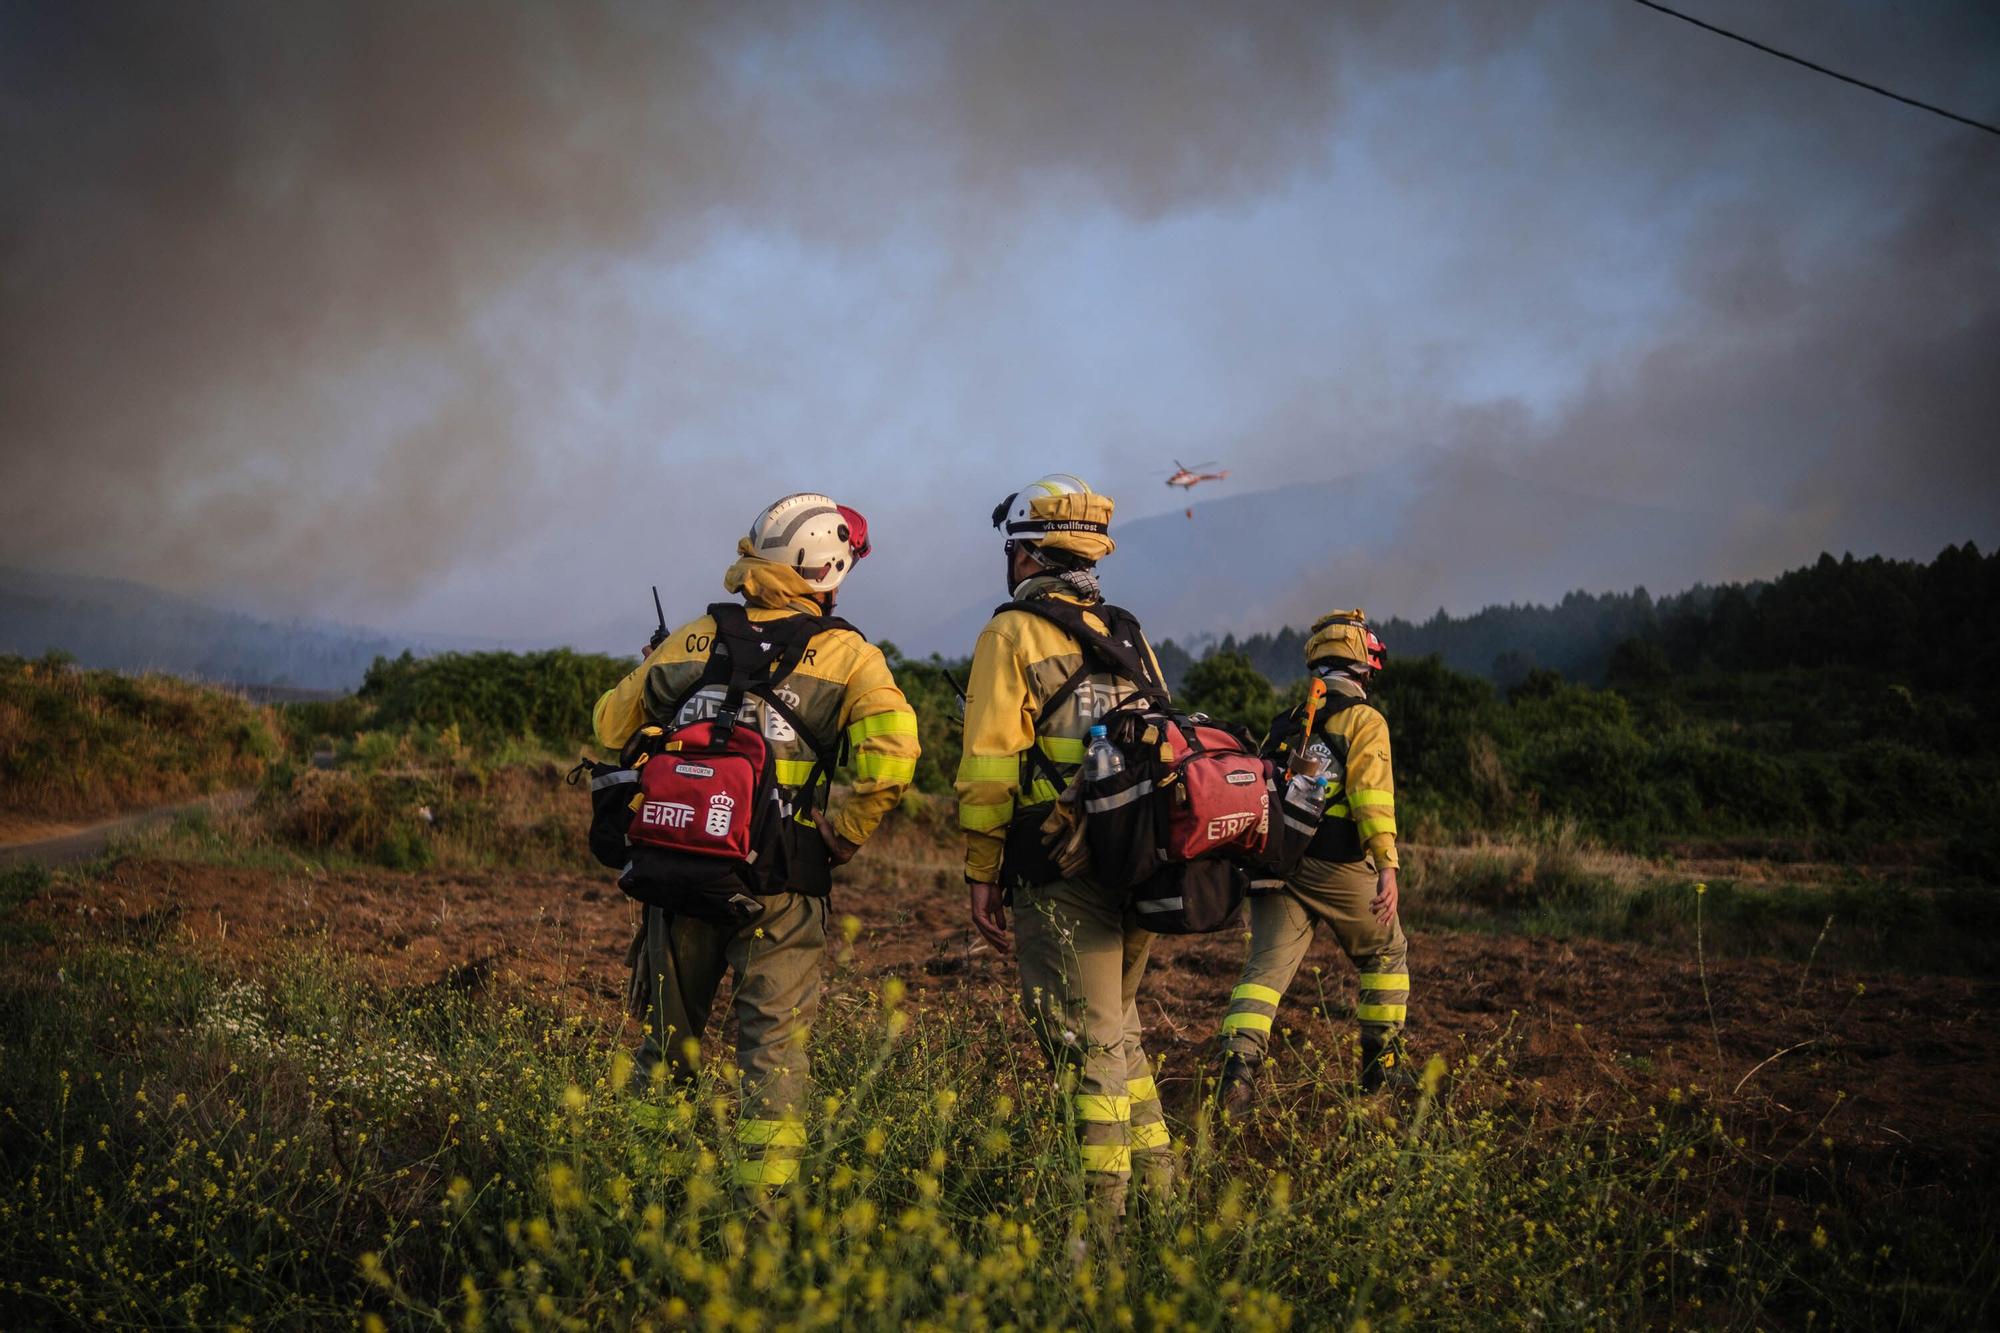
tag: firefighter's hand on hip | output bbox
[812,811,860,867]
[1371,865,1399,926]
[968,882,1012,955]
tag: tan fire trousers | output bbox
[627,893,826,1190]
[1221,855,1409,1062]
[1013,876,1174,1213]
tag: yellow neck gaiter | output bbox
[723,538,827,614]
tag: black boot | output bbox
[1216,1054,1260,1117]
[1359,1033,1417,1095]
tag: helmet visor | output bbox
[837,505,871,562]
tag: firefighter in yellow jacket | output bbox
[1217,610,1412,1111]
[957,473,1175,1214]
[593,493,919,1191]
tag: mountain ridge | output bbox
[911,456,1737,655]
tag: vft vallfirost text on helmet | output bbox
[990,473,1117,566]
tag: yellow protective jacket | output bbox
[954,576,1167,884]
[1314,677,1398,869]
[592,564,918,848]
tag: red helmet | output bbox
[836,505,870,563]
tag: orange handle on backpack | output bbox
[1290,677,1328,777]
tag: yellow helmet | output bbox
[991,473,1116,562]
[1305,609,1386,672]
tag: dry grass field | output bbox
[2,775,1994,1328]
[2,657,1994,1328]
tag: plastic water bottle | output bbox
[1284,769,1325,811]
[1085,724,1124,784]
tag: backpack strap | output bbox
[708,602,832,693]
[996,597,1170,707]
[995,596,1171,797]
[661,603,859,813]
[1260,693,1367,768]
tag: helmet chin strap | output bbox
[1003,539,1023,596]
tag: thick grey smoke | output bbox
[0,0,1406,615]
[2,0,1994,648]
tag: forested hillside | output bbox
[1188,543,1997,689]
[1153,544,2000,876]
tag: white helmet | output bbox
[991,473,1116,565]
[748,493,871,593]
[990,473,1096,543]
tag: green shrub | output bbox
[0,653,281,817]
[253,762,585,872]
[276,694,371,753]
[359,648,630,746]
[1178,649,1277,731]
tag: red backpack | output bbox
[579,603,850,927]
[998,596,1260,934]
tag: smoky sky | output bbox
[2,0,1996,653]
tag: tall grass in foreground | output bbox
[3,937,1980,1329]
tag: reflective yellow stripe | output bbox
[1078,1144,1131,1174]
[847,711,918,741]
[773,758,820,786]
[1131,1120,1170,1150]
[1357,973,1409,992]
[1025,778,1061,805]
[959,801,1014,832]
[1324,802,1350,818]
[852,753,917,783]
[1221,1012,1273,1035]
[1037,735,1086,764]
[1126,1075,1159,1103]
[1231,982,1282,1007]
[1356,1003,1407,1024]
[736,1119,807,1148]
[1356,817,1397,839]
[733,1156,801,1188]
[1074,1094,1131,1123]
[957,753,1021,783]
[1347,789,1395,808]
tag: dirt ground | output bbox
[22,839,1999,1227]
[0,812,88,845]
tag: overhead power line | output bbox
[1628,0,2000,139]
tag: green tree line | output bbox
[327,544,1997,877]
[1195,542,1998,690]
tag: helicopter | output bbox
[1165,460,1229,490]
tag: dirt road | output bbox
[0,790,252,872]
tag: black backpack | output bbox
[995,596,1252,935]
[1248,694,1370,881]
[571,603,852,926]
